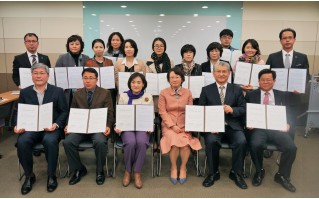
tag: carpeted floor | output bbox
[0,127,319,198]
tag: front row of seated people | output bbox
[13,62,297,195]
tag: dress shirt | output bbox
[282,50,293,68]
[260,89,275,105]
[33,83,48,105]
[121,57,138,68]
[27,51,39,66]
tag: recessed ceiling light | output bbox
[241,7,243,10]
[125,14,130,16]
[157,25,161,28]
[193,14,198,17]
[160,14,165,17]
[121,5,127,8]
[178,29,182,31]
[186,21,191,24]
[106,24,110,27]
[91,14,97,16]
[129,21,134,23]
[201,29,204,31]
[182,25,186,28]
[100,20,104,23]
[216,21,220,23]
[89,27,92,30]
[83,6,86,9]
[202,6,208,9]
[226,15,231,18]
[131,24,135,27]
[207,25,212,28]
[158,21,163,23]
[134,28,137,30]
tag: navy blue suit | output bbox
[12,52,51,86]
[245,89,297,178]
[15,84,68,177]
[198,83,247,175]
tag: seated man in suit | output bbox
[14,63,68,195]
[63,68,114,185]
[199,61,248,189]
[266,28,309,140]
[245,69,297,192]
[12,33,51,87]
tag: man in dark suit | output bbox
[199,61,247,189]
[266,28,309,139]
[63,68,114,186]
[14,63,68,195]
[12,33,51,87]
[245,69,297,192]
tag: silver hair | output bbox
[31,63,50,74]
[213,61,231,72]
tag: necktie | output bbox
[31,55,37,66]
[219,86,225,105]
[284,54,290,68]
[87,91,93,107]
[263,92,269,105]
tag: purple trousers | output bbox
[121,131,150,173]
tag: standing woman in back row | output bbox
[104,32,124,58]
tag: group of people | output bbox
[11,27,309,195]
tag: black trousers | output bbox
[203,126,247,175]
[249,129,297,178]
[17,130,60,177]
[63,133,108,173]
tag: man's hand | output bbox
[14,126,25,134]
[44,123,58,132]
[104,127,111,136]
[224,105,233,114]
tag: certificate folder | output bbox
[234,63,270,87]
[145,73,170,96]
[246,103,287,131]
[17,102,53,131]
[116,105,154,131]
[68,108,108,134]
[185,105,225,132]
[271,68,307,93]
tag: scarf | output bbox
[182,59,195,76]
[70,52,81,66]
[238,54,261,64]
[151,52,171,73]
[124,90,144,105]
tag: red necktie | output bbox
[263,92,269,105]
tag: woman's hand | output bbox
[14,126,25,134]
[114,128,122,134]
[171,125,182,134]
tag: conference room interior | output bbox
[0,1,319,198]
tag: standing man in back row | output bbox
[266,28,310,139]
[12,33,51,87]
[219,29,237,51]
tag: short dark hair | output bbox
[219,29,233,38]
[206,42,223,60]
[241,39,261,55]
[258,69,276,80]
[167,68,185,83]
[279,28,296,39]
[66,35,84,54]
[122,39,138,57]
[107,32,124,54]
[127,72,147,91]
[180,44,196,58]
[152,37,167,52]
[92,39,105,49]
[24,33,38,41]
[82,67,98,78]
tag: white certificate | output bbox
[19,68,33,89]
[189,76,205,98]
[250,64,270,87]
[100,66,115,89]
[17,103,38,131]
[202,72,215,86]
[38,102,53,130]
[158,73,170,93]
[246,103,266,129]
[145,73,159,95]
[48,68,56,86]
[54,67,69,89]
[84,67,101,87]
[272,68,288,91]
[67,67,83,89]
[234,62,252,85]
[205,106,225,132]
[230,50,242,69]
[118,72,131,94]
[185,105,204,132]
[116,105,135,131]
[183,76,189,89]
[87,108,108,133]
[220,49,231,63]
[136,105,154,131]
[266,105,287,131]
[287,68,307,93]
[68,108,89,133]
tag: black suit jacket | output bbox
[14,84,68,131]
[198,83,246,131]
[245,88,292,125]
[12,52,51,86]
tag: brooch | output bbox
[145,97,149,102]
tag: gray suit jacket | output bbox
[55,52,89,67]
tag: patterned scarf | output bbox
[151,52,171,73]
[124,90,144,105]
[238,54,261,64]
[182,59,195,76]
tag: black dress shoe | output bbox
[274,173,296,192]
[21,174,36,195]
[202,171,220,187]
[96,171,105,185]
[69,167,87,185]
[47,176,58,192]
[252,169,265,186]
[229,171,248,189]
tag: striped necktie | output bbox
[31,54,37,66]
[263,92,269,105]
[284,54,290,68]
[219,86,225,105]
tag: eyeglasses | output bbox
[281,36,294,41]
[82,77,97,81]
[25,40,38,44]
[260,79,273,82]
[221,35,232,40]
[32,72,47,76]
[154,45,164,49]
